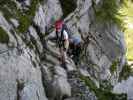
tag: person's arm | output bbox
[63,30,68,40]
[63,30,69,51]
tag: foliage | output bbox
[110,60,119,73]
[18,15,31,33]
[0,0,42,33]
[95,0,126,29]
[0,27,9,44]
[0,0,17,21]
[119,63,133,81]
[80,75,127,100]
[100,80,113,91]
[17,0,40,33]
[94,0,133,61]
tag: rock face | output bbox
[0,46,48,100]
[113,76,133,100]
[0,0,129,100]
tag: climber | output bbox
[55,19,69,68]
[67,35,82,65]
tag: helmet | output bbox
[55,20,64,31]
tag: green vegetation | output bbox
[0,0,43,33]
[80,75,127,100]
[119,63,133,81]
[94,0,125,29]
[0,0,17,21]
[110,60,119,73]
[94,0,133,61]
[17,0,42,33]
[18,15,31,33]
[100,80,113,91]
[0,27,9,44]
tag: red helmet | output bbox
[55,20,63,31]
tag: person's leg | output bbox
[59,47,67,69]
[59,47,64,63]
[64,39,69,60]
[72,44,80,65]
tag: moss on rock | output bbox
[0,0,42,33]
[0,0,17,21]
[17,0,40,33]
[0,27,9,44]
[110,60,119,73]
[18,15,31,33]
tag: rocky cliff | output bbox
[0,0,131,100]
